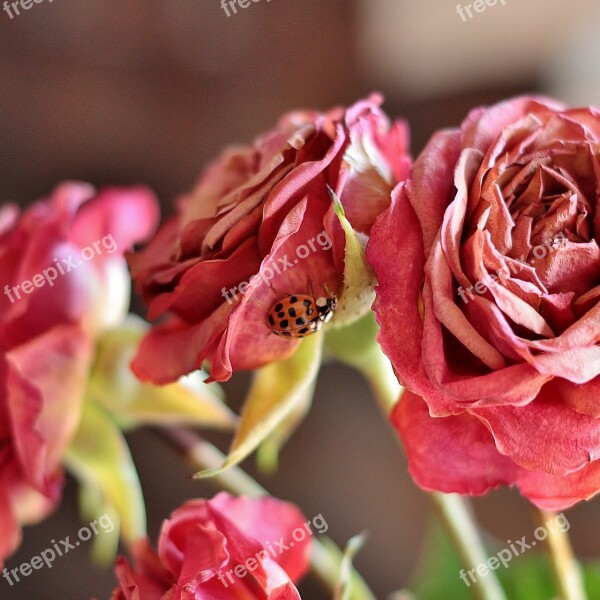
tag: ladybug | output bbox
[267,294,337,338]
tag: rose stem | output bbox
[536,509,587,600]
[158,426,378,600]
[430,493,507,600]
[355,342,508,600]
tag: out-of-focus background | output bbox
[2,1,600,598]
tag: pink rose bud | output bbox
[108,493,312,599]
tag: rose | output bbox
[108,493,311,600]
[368,97,600,510]
[0,182,158,565]
[129,95,410,383]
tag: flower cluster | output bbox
[3,93,599,600]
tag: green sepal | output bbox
[88,316,235,431]
[193,332,323,479]
[328,186,376,328]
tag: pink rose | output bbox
[368,97,600,509]
[129,95,410,383]
[109,493,312,600]
[0,182,159,565]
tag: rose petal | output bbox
[394,390,600,510]
[210,493,311,582]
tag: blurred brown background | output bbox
[2,1,600,598]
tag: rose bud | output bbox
[0,182,159,566]
[368,96,600,510]
[129,95,410,383]
[108,493,311,600]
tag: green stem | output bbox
[329,319,507,600]
[537,509,587,600]
[159,427,377,600]
[325,313,400,415]
[430,493,507,600]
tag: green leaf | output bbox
[89,316,235,430]
[403,515,562,600]
[496,555,555,600]
[255,384,313,474]
[406,517,471,600]
[325,311,401,413]
[583,562,600,597]
[500,558,600,599]
[325,309,380,365]
[328,186,376,327]
[65,398,146,547]
[194,332,323,479]
[394,511,600,600]
[334,533,369,600]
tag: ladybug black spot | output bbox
[303,299,311,307]
[296,317,307,326]
[299,327,309,334]
[274,303,283,312]
[280,319,289,329]
[268,315,275,326]
[282,331,292,337]
[288,307,297,318]
[306,309,314,316]
[290,296,298,303]
[277,311,285,318]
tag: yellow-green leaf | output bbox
[89,316,235,430]
[65,398,146,546]
[194,332,323,479]
[328,186,376,327]
[256,383,314,474]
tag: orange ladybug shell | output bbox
[267,294,336,338]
